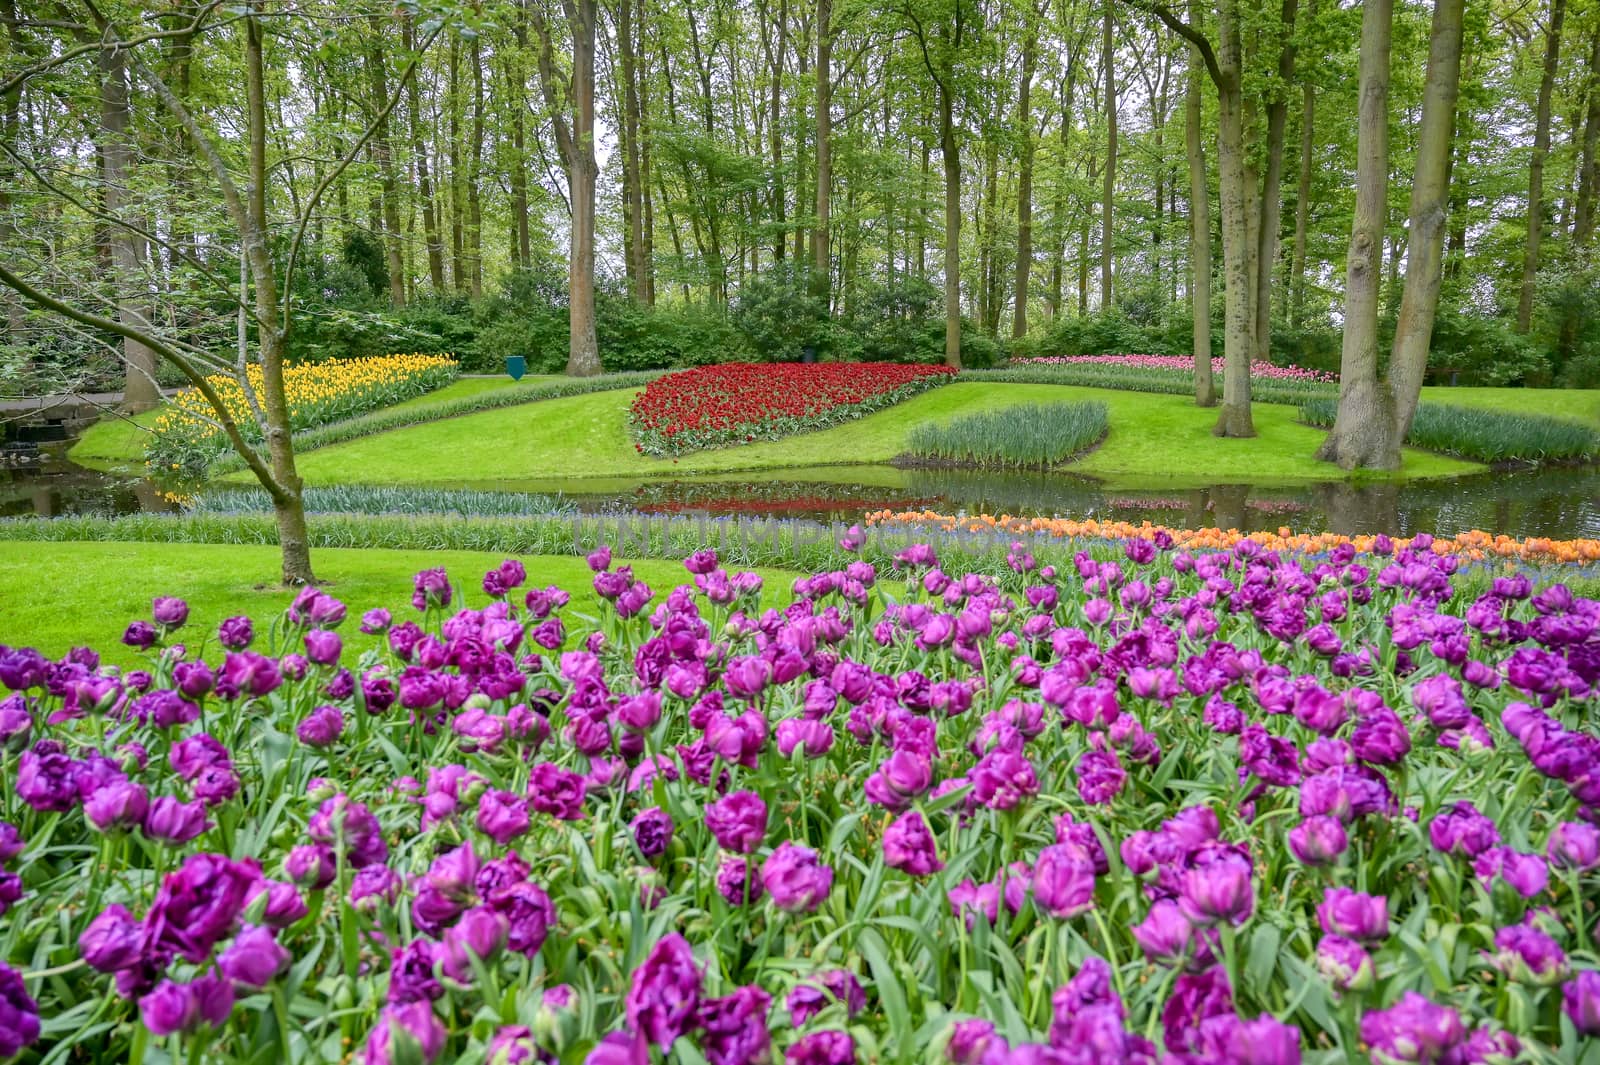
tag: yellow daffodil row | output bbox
[148,353,456,472]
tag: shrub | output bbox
[906,401,1108,468]
[1425,310,1550,386]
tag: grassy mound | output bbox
[906,401,1109,468]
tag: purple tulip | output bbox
[632,807,674,860]
[786,1030,856,1065]
[1161,968,1234,1054]
[84,779,149,833]
[705,791,768,854]
[1493,921,1568,985]
[79,903,143,973]
[625,933,702,1049]
[441,906,509,981]
[883,810,943,876]
[304,629,342,666]
[527,762,587,821]
[219,925,290,988]
[1288,815,1348,866]
[716,856,763,906]
[786,970,866,1026]
[1564,970,1600,1036]
[697,984,771,1065]
[1315,935,1374,991]
[945,1019,1006,1065]
[1316,888,1388,944]
[1132,899,1199,966]
[143,795,210,844]
[0,962,40,1058]
[297,704,345,748]
[477,789,531,844]
[1359,992,1466,1064]
[1031,842,1097,919]
[1178,849,1253,927]
[1429,801,1500,859]
[1547,821,1600,871]
[762,842,833,912]
[361,1001,447,1065]
[122,620,159,650]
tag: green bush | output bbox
[968,363,1334,407]
[1424,310,1549,386]
[1299,398,1599,464]
[906,401,1108,468]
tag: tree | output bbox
[1516,0,1564,332]
[528,0,603,376]
[1100,0,1117,311]
[1318,0,1464,469]
[1182,0,1214,407]
[0,1,445,584]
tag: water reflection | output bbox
[4,452,1598,542]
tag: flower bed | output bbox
[628,362,957,456]
[868,508,1600,568]
[1,536,1599,1064]
[1011,354,1337,384]
[148,353,457,472]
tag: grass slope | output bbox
[1419,387,1600,427]
[0,540,794,663]
[277,381,1481,488]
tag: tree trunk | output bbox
[813,0,832,303]
[1213,0,1255,437]
[245,9,314,584]
[1572,24,1600,249]
[1290,28,1314,328]
[1185,0,1215,407]
[617,0,645,294]
[467,35,485,300]
[766,0,788,263]
[1516,0,1565,332]
[941,76,962,368]
[1254,0,1298,363]
[366,24,407,308]
[981,134,999,332]
[1317,0,1394,469]
[407,22,446,290]
[1389,0,1465,445]
[1100,3,1116,311]
[1013,10,1038,339]
[99,44,161,413]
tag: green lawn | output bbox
[1419,386,1600,426]
[0,540,794,663]
[66,409,162,470]
[273,381,1482,489]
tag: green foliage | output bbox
[1424,309,1550,386]
[906,401,1108,468]
[339,230,390,299]
[731,262,835,360]
[1028,310,1193,358]
[1299,398,1600,464]
[969,364,1335,407]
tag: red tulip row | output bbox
[628,362,957,457]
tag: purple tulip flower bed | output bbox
[1,536,1599,1065]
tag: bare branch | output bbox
[1121,0,1222,90]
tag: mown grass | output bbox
[0,540,798,664]
[271,382,1479,489]
[65,408,162,470]
[907,401,1109,468]
[1299,398,1600,464]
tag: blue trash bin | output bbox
[506,355,527,381]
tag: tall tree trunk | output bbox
[407,21,446,291]
[941,74,962,368]
[1254,0,1298,362]
[765,0,788,263]
[99,42,161,412]
[618,0,645,294]
[1213,0,1255,437]
[919,135,930,283]
[1100,2,1116,311]
[468,36,485,299]
[1290,21,1314,328]
[244,7,314,584]
[813,0,832,303]
[449,40,466,290]
[1317,0,1393,468]
[1516,0,1565,331]
[1013,10,1038,339]
[366,23,407,308]
[1389,0,1465,445]
[1185,0,1215,407]
[981,133,999,332]
[1572,24,1600,249]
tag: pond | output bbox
[6,445,1599,541]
